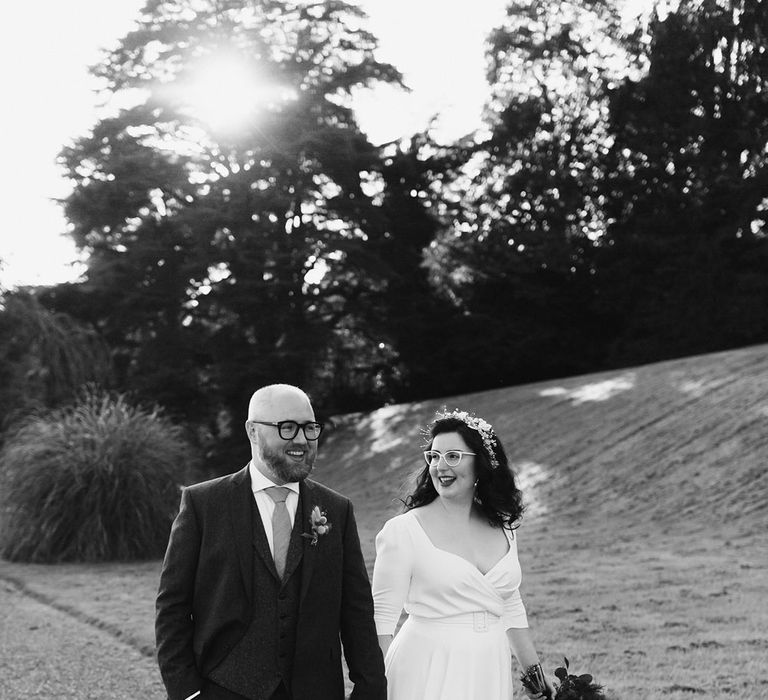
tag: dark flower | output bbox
[552,657,606,700]
[521,657,607,700]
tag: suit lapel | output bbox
[281,490,306,585]
[244,473,282,582]
[229,465,258,598]
[298,480,318,602]
[231,471,317,592]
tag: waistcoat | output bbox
[207,495,304,699]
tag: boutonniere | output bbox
[301,506,331,546]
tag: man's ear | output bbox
[246,421,257,441]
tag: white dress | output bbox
[372,510,529,700]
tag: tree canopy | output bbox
[46,0,410,463]
[19,0,767,473]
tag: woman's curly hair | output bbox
[403,414,525,530]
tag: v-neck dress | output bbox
[372,510,529,700]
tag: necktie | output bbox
[265,486,291,578]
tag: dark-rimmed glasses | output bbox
[250,420,324,441]
[423,450,476,467]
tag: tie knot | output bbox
[265,486,291,504]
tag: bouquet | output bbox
[521,657,606,699]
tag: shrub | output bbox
[0,291,111,433]
[0,389,197,562]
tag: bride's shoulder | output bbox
[377,509,420,539]
[381,509,417,529]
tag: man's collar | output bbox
[248,461,300,494]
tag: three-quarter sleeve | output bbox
[372,517,413,636]
[502,588,529,629]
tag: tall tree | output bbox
[424,0,639,387]
[352,133,467,404]
[599,0,768,363]
[47,0,403,467]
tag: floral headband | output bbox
[433,409,500,469]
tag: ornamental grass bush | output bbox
[0,389,197,562]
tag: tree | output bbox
[422,0,638,387]
[598,0,768,363]
[353,132,468,404]
[48,0,403,468]
[0,291,110,432]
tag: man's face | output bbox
[248,390,318,483]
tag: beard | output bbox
[259,441,315,483]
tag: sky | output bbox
[0,0,508,289]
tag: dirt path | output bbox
[0,578,165,700]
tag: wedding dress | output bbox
[372,510,529,700]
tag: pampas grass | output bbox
[0,388,195,562]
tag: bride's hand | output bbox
[522,674,555,699]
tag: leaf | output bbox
[555,667,568,680]
[578,674,593,683]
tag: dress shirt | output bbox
[249,461,300,555]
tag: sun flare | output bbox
[180,51,295,133]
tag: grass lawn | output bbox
[1,525,765,699]
[2,344,767,698]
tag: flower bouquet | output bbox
[521,657,606,699]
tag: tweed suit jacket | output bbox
[155,465,386,700]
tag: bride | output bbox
[372,409,553,700]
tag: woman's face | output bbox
[427,431,478,503]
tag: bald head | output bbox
[246,384,318,483]
[247,384,314,422]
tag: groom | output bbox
[156,384,386,700]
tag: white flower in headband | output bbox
[436,409,499,469]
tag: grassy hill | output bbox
[317,342,768,559]
[1,344,766,699]
[314,343,768,699]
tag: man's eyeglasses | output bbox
[423,450,476,467]
[250,420,324,441]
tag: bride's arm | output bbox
[506,626,541,671]
[504,585,554,698]
[506,627,555,699]
[371,518,412,656]
[377,634,393,658]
